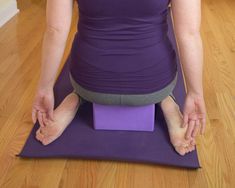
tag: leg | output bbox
[160,92,196,156]
[35,90,81,145]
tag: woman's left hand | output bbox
[182,92,207,139]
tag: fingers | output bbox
[188,113,198,121]
[185,119,195,139]
[192,119,200,137]
[48,109,54,122]
[182,93,207,138]
[43,95,55,121]
[32,107,54,128]
[182,112,189,128]
[42,112,50,126]
[38,111,45,127]
[186,113,206,137]
[198,113,206,135]
[196,99,207,135]
[32,108,52,128]
[200,116,206,134]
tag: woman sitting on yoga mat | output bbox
[31,0,207,156]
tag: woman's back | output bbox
[69,0,178,94]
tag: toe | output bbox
[175,146,186,156]
[42,136,54,146]
[42,141,48,146]
[185,139,193,148]
[185,144,193,153]
[182,142,190,147]
[188,146,193,152]
[36,134,42,141]
[40,127,50,137]
[184,147,189,153]
[36,130,44,141]
[181,140,191,149]
[41,138,50,145]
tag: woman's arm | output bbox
[171,0,206,137]
[37,0,74,91]
[171,0,204,95]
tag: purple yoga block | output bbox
[93,103,155,131]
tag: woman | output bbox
[32,0,207,156]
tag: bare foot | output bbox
[35,92,80,145]
[160,95,196,156]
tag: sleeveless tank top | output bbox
[69,0,178,94]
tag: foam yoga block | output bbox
[93,103,155,131]
[16,7,201,169]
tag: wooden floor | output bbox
[0,0,235,187]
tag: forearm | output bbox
[37,28,69,91]
[176,33,204,95]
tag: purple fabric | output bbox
[69,1,178,94]
[15,6,201,169]
[93,103,155,131]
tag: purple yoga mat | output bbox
[16,7,201,169]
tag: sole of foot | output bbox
[35,92,80,146]
[160,95,196,156]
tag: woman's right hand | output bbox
[31,87,55,127]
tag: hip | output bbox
[69,71,178,106]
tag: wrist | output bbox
[37,76,54,88]
[36,82,54,93]
[186,86,204,96]
[187,90,204,98]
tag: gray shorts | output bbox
[69,71,178,106]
